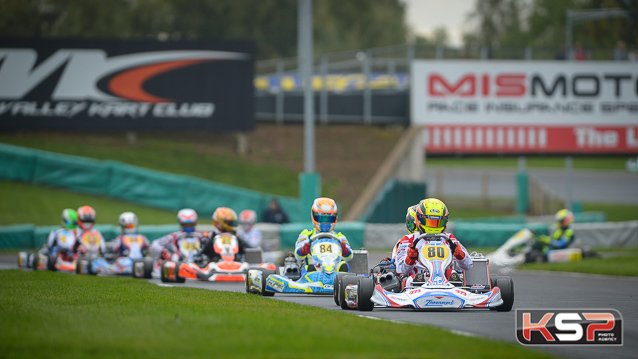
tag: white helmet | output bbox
[118,212,138,234]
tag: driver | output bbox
[46,208,79,262]
[395,198,472,287]
[294,197,353,274]
[150,208,203,261]
[75,205,106,257]
[111,211,150,258]
[198,207,247,263]
[533,208,575,260]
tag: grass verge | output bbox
[0,180,176,226]
[0,270,553,359]
[426,155,631,170]
[519,253,638,277]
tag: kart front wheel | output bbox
[160,261,176,283]
[259,269,276,297]
[494,276,514,312]
[357,277,375,311]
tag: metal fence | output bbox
[254,44,632,125]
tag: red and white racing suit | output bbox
[150,231,203,261]
[395,232,472,286]
[112,233,150,258]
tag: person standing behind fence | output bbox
[613,40,627,61]
[262,198,289,224]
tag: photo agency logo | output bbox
[516,309,622,345]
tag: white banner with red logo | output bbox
[411,61,638,154]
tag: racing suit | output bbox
[536,227,575,257]
[395,232,472,287]
[75,228,106,256]
[46,227,79,261]
[111,234,150,258]
[198,228,248,263]
[150,231,204,262]
[294,228,353,269]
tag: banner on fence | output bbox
[411,60,638,154]
[0,38,255,131]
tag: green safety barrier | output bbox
[0,142,306,223]
[451,222,550,247]
[360,179,427,223]
[279,221,366,250]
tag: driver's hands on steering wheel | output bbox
[406,241,419,265]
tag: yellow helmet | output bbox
[212,207,238,233]
[416,198,449,234]
[555,209,574,229]
[405,205,418,234]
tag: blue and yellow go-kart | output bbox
[245,233,349,296]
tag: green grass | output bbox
[426,155,631,170]
[519,253,638,277]
[0,180,176,226]
[0,133,299,197]
[582,202,638,222]
[0,271,553,359]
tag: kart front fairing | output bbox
[178,260,252,282]
[91,256,136,275]
[369,236,503,310]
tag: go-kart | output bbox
[486,228,594,273]
[336,233,514,312]
[77,236,154,279]
[160,233,276,283]
[245,232,350,296]
[18,248,78,273]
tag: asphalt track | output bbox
[4,252,636,359]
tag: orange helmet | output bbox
[311,197,338,233]
[77,205,96,231]
[416,198,449,234]
[212,207,238,233]
[239,209,257,231]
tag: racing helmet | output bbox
[405,205,418,234]
[311,197,338,233]
[416,198,449,234]
[61,208,78,230]
[177,208,198,233]
[77,205,96,231]
[212,207,238,233]
[239,209,257,231]
[118,211,138,234]
[555,209,574,230]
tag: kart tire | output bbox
[259,268,276,297]
[339,275,360,310]
[28,253,38,270]
[142,258,154,279]
[245,271,254,294]
[76,258,88,274]
[160,261,175,283]
[494,276,514,312]
[174,261,186,283]
[356,277,375,311]
[333,273,350,306]
[46,254,57,271]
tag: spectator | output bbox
[629,47,638,62]
[574,42,587,61]
[555,43,566,60]
[262,198,289,224]
[613,41,627,61]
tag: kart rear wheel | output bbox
[259,268,276,297]
[494,276,514,312]
[333,273,349,306]
[46,254,57,271]
[339,275,360,310]
[357,277,375,311]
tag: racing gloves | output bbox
[537,235,552,245]
[448,239,465,260]
[299,242,311,256]
[160,247,173,260]
[340,241,350,257]
[406,242,419,265]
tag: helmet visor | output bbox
[181,222,196,228]
[227,219,238,228]
[123,222,136,229]
[313,213,337,224]
[422,215,447,229]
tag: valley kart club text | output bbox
[0,101,215,118]
[426,73,637,114]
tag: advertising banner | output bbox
[0,38,255,131]
[412,60,638,154]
